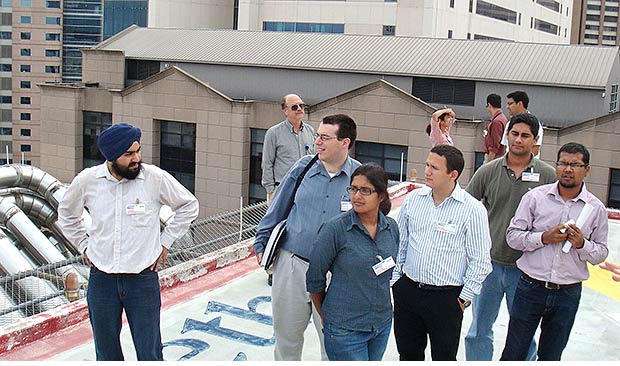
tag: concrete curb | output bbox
[0,239,256,354]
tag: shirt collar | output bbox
[310,155,356,178]
[95,162,145,182]
[548,181,589,203]
[347,208,389,232]
[285,119,306,133]
[501,154,537,170]
[419,182,466,203]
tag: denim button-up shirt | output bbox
[254,154,360,259]
[306,209,399,332]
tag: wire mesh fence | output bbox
[0,201,268,328]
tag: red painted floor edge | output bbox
[0,256,261,361]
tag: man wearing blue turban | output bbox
[58,122,199,360]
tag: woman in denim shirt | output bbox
[306,163,399,361]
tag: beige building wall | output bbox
[81,49,125,89]
[38,50,620,217]
[11,2,62,166]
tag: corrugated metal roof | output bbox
[96,26,619,89]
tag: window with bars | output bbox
[610,84,618,112]
[413,77,476,106]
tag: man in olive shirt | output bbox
[464,113,556,361]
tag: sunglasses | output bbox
[289,104,306,111]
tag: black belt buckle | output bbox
[544,281,561,290]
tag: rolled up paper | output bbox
[562,203,594,253]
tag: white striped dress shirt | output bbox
[391,183,492,300]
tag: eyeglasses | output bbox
[288,104,306,111]
[555,162,588,169]
[315,133,338,142]
[346,186,377,196]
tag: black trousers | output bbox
[393,275,464,361]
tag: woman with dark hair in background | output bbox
[428,107,456,147]
[306,163,399,361]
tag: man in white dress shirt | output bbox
[58,123,199,361]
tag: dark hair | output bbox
[487,93,501,108]
[322,114,357,146]
[430,144,464,180]
[426,123,432,136]
[507,113,540,137]
[351,163,391,215]
[557,142,590,165]
[438,112,450,121]
[506,91,529,109]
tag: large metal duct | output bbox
[0,165,66,209]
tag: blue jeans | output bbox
[501,274,582,361]
[323,321,391,361]
[87,267,163,361]
[465,263,537,361]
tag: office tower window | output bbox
[45,16,61,25]
[383,25,396,36]
[476,0,517,24]
[0,0,11,6]
[20,96,31,104]
[20,113,31,120]
[45,49,60,57]
[20,129,31,137]
[0,96,11,103]
[83,111,112,168]
[0,64,10,72]
[20,65,31,72]
[45,33,60,41]
[20,144,31,152]
[20,81,30,89]
[0,32,11,39]
[534,19,559,35]
[46,1,60,8]
[537,0,560,13]
[103,0,147,40]
[160,121,196,193]
[0,127,11,135]
[355,141,408,181]
[263,21,345,33]
[249,128,267,204]
[448,29,453,38]
[450,0,455,8]
[20,48,31,56]
[0,77,9,89]
[21,32,31,40]
[62,3,103,83]
[609,169,620,208]
[413,77,476,106]
[20,16,31,24]
[45,65,60,73]
[610,84,618,112]
[21,0,31,7]
[125,59,160,82]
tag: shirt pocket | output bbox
[130,200,156,227]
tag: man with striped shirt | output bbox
[391,145,492,361]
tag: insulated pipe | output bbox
[0,229,66,316]
[0,165,66,209]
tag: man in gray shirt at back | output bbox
[262,94,315,204]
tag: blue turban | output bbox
[97,123,142,161]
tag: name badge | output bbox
[522,172,540,182]
[126,203,146,215]
[340,200,352,212]
[372,256,395,276]
[437,223,457,235]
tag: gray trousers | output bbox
[271,248,327,361]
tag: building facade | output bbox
[236,0,573,43]
[572,0,620,45]
[38,47,620,217]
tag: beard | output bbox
[112,160,141,180]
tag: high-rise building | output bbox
[236,0,573,43]
[571,0,620,46]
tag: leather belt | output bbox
[523,273,581,290]
[405,276,461,291]
[293,253,310,263]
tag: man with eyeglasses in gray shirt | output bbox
[262,94,315,205]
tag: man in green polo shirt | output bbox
[464,113,556,361]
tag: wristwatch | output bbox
[458,297,472,309]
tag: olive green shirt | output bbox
[466,155,556,266]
